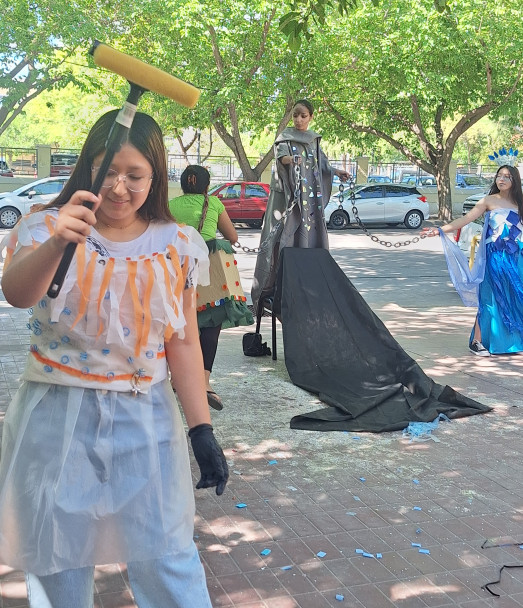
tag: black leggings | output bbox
[199,325,222,373]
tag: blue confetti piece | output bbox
[236,503,247,508]
[359,477,366,482]
[413,479,420,484]
[362,552,374,558]
[353,496,361,501]
[520,545,523,550]
[346,512,356,516]
[260,549,271,556]
[317,551,327,558]
[352,436,360,440]
[268,460,278,465]
[376,553,382,559]
[335,594,345,601]
[355,549,364,554]
[281,565,293,570]
[419,548,431,555]
[411,543,421,547]
[413,506,422,511]
[416,528,422,534]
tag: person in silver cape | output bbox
[251,99,350,313]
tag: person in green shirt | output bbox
[169,166,253,410]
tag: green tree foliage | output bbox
[0,1,121,137]
[117,0,304,181]
[305,0,523,218]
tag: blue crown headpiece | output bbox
[488,147,519,167]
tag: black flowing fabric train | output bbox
[272,248,492,432]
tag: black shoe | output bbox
[207,391,224,411]
[469,340,490,357]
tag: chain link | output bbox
[338,182,428,248]
[234,165,427,254]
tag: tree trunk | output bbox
[434,168,453,221]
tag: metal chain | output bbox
[338,182,428,248]
[233,155,302,254]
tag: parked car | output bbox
[50,153,79,176]
[208,181,270,228]
[0,176,68,229]
[11,158,36,174]
[456,174,490,189]
[400,175,437,187]
[325,183,430,230]
[0,160,13,177]
[367,175,392,183]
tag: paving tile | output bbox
[2,238,523,607]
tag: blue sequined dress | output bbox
[440,208,523,354]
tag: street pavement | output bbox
[1,224,522,608]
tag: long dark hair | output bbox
[179,165,211,232]
[489,165,523,220]
[49,110,172,222]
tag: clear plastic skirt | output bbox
[0,379,195,576]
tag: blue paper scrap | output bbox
[419,548,431,554]
[260,549,271,556]
[353,496,361,501]
[520,545,523,550]
[352,437,360,440]
[355,549,364,554]
[281,565,293,570]
[317,551,327,558]
[235,503,247,508]
[413,506,422,511]
[411,542,421,547]
[413,479,420,484]
[362,552,374,558]
[416,528,422,534]
[335,594,345,601]
[402,413,451,442]
[268,460,278,465]
[376,553,383,559]
[359,477,366,482]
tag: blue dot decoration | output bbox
[61,356,70,364]
[123,327,131,337]
[44,365,53,373]
[81,367,90,375]
[102,349,110,356]
[146,350,154,359]
[61,336,70,343]
[79,352,88,361]
[49,341,59,350]
[107,372,115,379]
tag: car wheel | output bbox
[248,217,263,229]
[0,206,21,229]
[329,210,349,230]
[404,210,423,229]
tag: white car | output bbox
[0,176,69,229]
[325,183,430,230]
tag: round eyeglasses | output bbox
[91,167,153,192]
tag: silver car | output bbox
[325,183,430,230]
[0,176,68,229]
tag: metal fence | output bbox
[0,144,502,183]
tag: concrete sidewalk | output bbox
[1,227,523,607]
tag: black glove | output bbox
[188,424,229,496]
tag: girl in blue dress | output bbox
[422,164,523,356]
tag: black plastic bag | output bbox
[242,332,271,357]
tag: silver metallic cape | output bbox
[251,127,335,312]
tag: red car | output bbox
[208,181,269,228]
